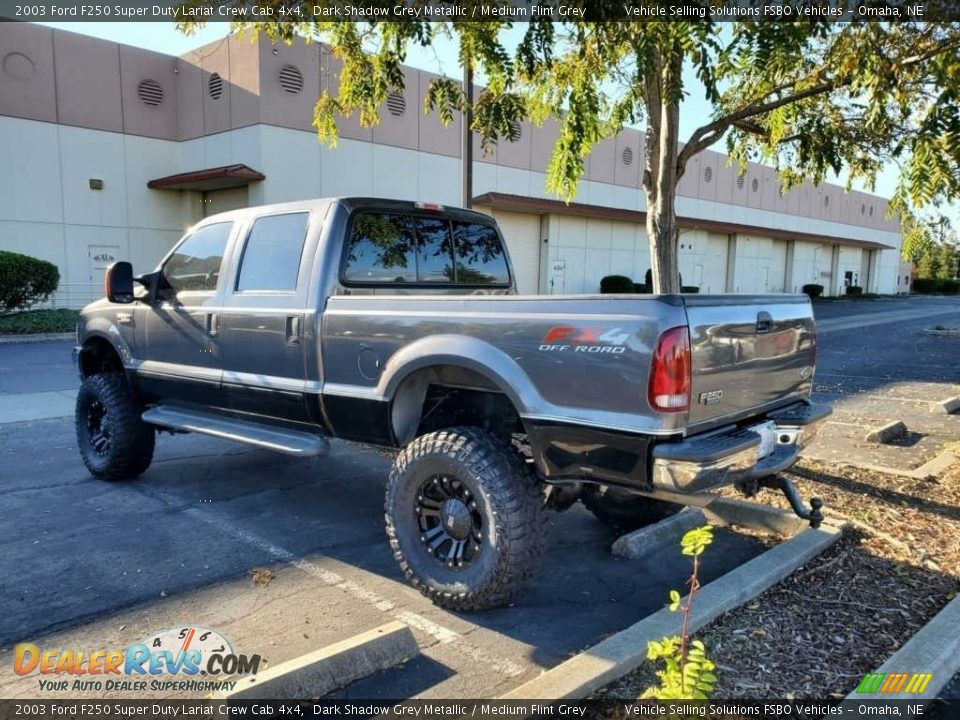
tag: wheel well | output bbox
[79,337,124,378]
[391,365,524,446]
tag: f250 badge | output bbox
[539,326,629,354]
[699,389,723,405]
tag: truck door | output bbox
[139,221,232,406]
[219,211,314,423]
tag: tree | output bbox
[177,14,960,292]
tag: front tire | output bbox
[385,427,547,611]
[75,373,155,481]
[581,486,679,531]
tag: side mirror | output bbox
[104,262,135,304]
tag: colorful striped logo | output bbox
[855,673,933,694]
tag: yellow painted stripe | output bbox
[917,674,933,694]
[904,674,920,693]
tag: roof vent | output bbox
[703,166,712,183]
[386,91,406,116]
[137,79,164,107]
[507,120,522,142]
[209,72,223,100]
[736,176,745,190]
[751,178,759,192]
[279,65,303,94]
[622,147,633,166]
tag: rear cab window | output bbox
[342,210,510,288]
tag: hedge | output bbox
[0,251,60,314]
[845,285,863,296]
[913,277,960,294]
[600,275,636,293]
[802,284,824,298]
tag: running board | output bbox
[142,406,330,457]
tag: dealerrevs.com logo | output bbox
[14,626,261,693]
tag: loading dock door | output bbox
[491,211,543,294]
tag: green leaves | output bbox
[681,524,714,557]
[668,590,682,612]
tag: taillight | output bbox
[648,326,691,412]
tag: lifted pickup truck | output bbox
[75,197,830,610]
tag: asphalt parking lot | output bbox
[0,294,958,699]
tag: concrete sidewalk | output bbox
[0,389,77,424]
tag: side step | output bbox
[142,406,330,457]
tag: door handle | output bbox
[286,316,301,345]
[756,311,772,334]
[207,312,219,337]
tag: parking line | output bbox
[140,488,527,680]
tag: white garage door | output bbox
[492,210,543,295]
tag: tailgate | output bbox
[683,295,817,429]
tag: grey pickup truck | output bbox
[74,197,830,610]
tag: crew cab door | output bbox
[138,221,232,405]
[219,211,315,423]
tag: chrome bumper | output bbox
[651,400,831,494]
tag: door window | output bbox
[162,222,232,295]
[236,212,310,292]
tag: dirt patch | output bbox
[596,458,960,700]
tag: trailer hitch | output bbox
[760,475,824,529]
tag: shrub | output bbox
[912,277,940,294]
[0,251,60,314]
[845,285,863,296]
[681,286,701,294]
[801,283,824,298]
[600,275,636,294]
[940,279,960,295]
[642,525,717,700]
[634,283,651,294]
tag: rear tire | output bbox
[75,373,155,481]
[581,486,679,531]
[385,427,547,611]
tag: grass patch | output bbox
[0,309,79,335]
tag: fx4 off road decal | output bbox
[539,326,630,354]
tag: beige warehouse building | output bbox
[0,23,908,307]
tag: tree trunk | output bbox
[643,54,682,295]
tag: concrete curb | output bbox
[933,396,960,414]
[702,497,809,537]
[846,594,960,700]
[611,509,707,559]
[223,621,419,700]
[0,332,74,344]
[865,420,907,444]
[501,523,843,700]
[613,499,809,560]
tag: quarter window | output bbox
[236,212,309,292]
[162,222,232,294]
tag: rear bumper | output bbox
[650,400,831,494]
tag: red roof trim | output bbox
[471,192,890,250]
[147,164,265,190]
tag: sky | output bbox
[38,21,903,205]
